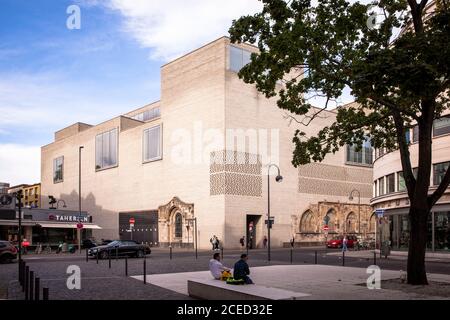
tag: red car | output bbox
[0,240,17,263]
[327,235,358,249]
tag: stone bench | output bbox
[187,279,310,300]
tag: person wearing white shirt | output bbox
[209,252,230,280]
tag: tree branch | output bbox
[428,166,450,208]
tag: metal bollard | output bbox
[43,287,49,301]
[125,256,128,276]
[35,277,40,301]
[221,247,224,260]
[169,246,172,260]
[315,251,318,264]
[29,271,34,301]
[342,251,345,266]
[373,251,377,265]
[143,258,147,284]
[19,260,23,286]
[24,266,29,299]
[96,250,99,264]
[290,247,293,264]
[116,247,119,261]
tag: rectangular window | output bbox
[386,173,395,194]
[373,180,378,197]
[397,172,406,191]
[346,139,373,165]
[96,128,118,170]
[229,46,252,73]
[131,107,160,122]
[405,129,411,144]
[413,125,419,143]
[143,125,162,162]
[433,162,450,186]
[433,116,450,137]
[378,177,385,196]
[53,156,64,183]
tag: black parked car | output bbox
[82,239,98,249]
[88,240,151,259]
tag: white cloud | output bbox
[102,0,263,61]
[0,144,40,185]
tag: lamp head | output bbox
[275,175,283,183]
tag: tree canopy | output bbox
[230,0,450,284]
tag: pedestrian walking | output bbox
[342,235,348,252]
[263,236,268,249]
[239,236,245,250]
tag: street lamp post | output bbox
[16,190,23,271]
[349,189,361,235]
[186,218,197,259]
[267,164,283,262]
[78,146,84,253]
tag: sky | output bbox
[0,0,264,185]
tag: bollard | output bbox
[24,266,29,299]
[43,287,49,301]
[108,249,111,269]
[315,250,318,265]
[143,258,147,284]
[35,277,40,301]
[290,247,293,264]
[221,247,224,261]
[29,271,34,301]
[125,256,128,276]
[169,246,172,260]
[19,260,23,286]
[96,250,99,264]
[373,251,377,265]
[116,246,119,261]
[21,262,26,290]
[342,251,345,266]
[86,248,88,262]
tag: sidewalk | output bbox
[132,265,450,300]
[325,249,450,262]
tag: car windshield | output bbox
[107,241,121,247]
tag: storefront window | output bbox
[435,212,450,251]
[399,215,410,249]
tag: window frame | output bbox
[95,128,119,171]
[142,124,163,164]
[397,171,406,192]
[433,161,450,186]
[386,173,396,194]
[346,139,373,167]
[433,116,450,137]
[53,156,64,184]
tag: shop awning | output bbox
[36,223,102,230]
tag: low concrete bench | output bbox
[188,279,310,300]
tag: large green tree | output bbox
[230,0,450,285]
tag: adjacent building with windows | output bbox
[371,111,450,252]
[7,183,41,208]
[41,37,374,249]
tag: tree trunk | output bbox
[407,206,430,285]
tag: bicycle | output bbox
[44,244,52,254]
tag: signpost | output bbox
[129,217,135,240]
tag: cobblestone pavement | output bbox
[2,247,449,300]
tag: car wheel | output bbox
[100,251,109,259]
[136,250,144,258]
[0,254,13,264]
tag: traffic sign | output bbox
[129,217,135,224]
[375,209,385,218]
[323,225,329,231]
[76,223,83,229]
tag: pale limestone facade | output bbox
[41,37,373,249]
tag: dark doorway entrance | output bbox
[119,211,158,246]
[246,215,261,249]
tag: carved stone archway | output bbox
[158,197,194,247]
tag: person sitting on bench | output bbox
[233,254,254,284]
[209,252,230,280]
